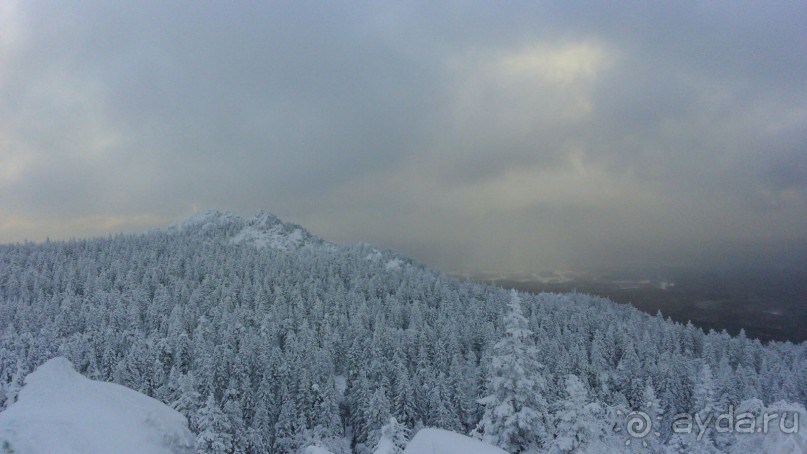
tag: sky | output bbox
[1,1,805,274]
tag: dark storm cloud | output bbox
[1,1,805,273]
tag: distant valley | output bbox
[457,266,807,343]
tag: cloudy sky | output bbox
[1,1,805,274]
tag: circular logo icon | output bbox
[615,402,663,448]
[626,411,653,439]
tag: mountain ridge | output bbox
[166,210,417,274]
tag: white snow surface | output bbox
[372,436,397,454]
[304,446,335,454]
[0,357,195,454]
[333,375,347,400]
[404,429,507,454]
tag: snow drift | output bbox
[403,428,508,454]
[0,357,194,454]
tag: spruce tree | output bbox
[195,393,234,454]
[474,290,549,452]
[551,374,610,453]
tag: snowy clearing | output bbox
[403,428,508,454]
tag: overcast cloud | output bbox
[1,1,805,273]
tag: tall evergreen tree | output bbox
[474,290,549,452]
[195,393,234,454]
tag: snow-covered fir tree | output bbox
[195,393,234,454]
[372,416,409,454]
[549,374,613,453]
[474,290,550,452]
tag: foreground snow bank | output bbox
[404,429,507,454]
[0,357,194,454]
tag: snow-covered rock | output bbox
[404,429,507,454]
[0,357,195,454]
[230,210,313,251]
[171,210,326,252]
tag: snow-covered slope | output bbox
[0,357,195,454]
[404,429,508,454]
[1,210,805,454]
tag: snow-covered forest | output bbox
[0,211,805,453]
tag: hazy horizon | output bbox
[1,1,805,276]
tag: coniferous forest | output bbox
[1,211,805,453]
